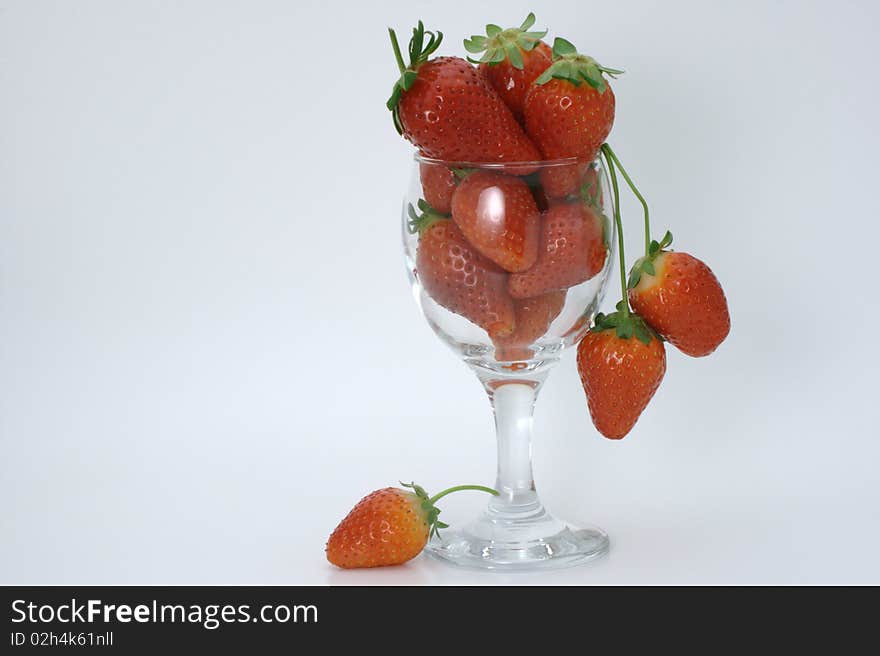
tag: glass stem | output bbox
[482,377,545,512]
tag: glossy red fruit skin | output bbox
[326,488,428,569]
[419,161,457,215]
[493,290,566,361]
[524,78,615,161]
[451,171,541,273]
[577,330,666,439]
[628,252,730,357]
[480,41,553,123]
[399,57,541,172]
[524,79,615,197]
[508,202,607,299]
[417,219,515,339]
[541,160,597,199]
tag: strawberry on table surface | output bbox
[388,22,540,171]
[464,13,553,123]
[326,482,497,569]
[628,232,730,357]
[523,38,621,197]
[410,200,516,339]
[494,290,567,362]
[451,170,541,273]
[326,486,428,569]
[508,201,607,299]
[577,307,666,439]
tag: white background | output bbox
[2,0,879,584]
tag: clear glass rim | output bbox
[414,153,598,169]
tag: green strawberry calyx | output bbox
[628,230,673,289]
[463,12,548,70]
[387,21,444,134]
[580,171,602,211]
[406,199,449,236]
[400,482,498,538]
[592,301,662,346]
[534,38,623,93]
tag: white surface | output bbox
[2,0,879,585]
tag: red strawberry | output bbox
[451,171,541,272]
[326,482,497,569]
[464,14,553,123]
[627,232,730,357]
[508,201,607,299]
[523,39,621,197]
[577,307,666,439]
[541,163,605,206]
[419,158,458,214]
[542,160,606,202]
[494,290,567,361]
[388,23,540,171]
[410,201,516,339]
[540,160,597,200]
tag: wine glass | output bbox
[402,154,616,570]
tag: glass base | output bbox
[425,496,609,571]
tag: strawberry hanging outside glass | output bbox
[576,146,667,439]
[576,143,729,439]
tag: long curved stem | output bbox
[600,144,630,316]
[602,143,651,256]
[428,485,498,505]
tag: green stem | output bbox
[389,28,406,74]
[428,485,498,505]
[600,144,630,316]
[602,143,650,256]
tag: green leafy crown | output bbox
[400,482,448,538]
[387,21,443,134]
[593,301,662,346]
[534,37,623,92]
[406,199,448,235]
[628,230,673,288]
[462,12,547,70]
